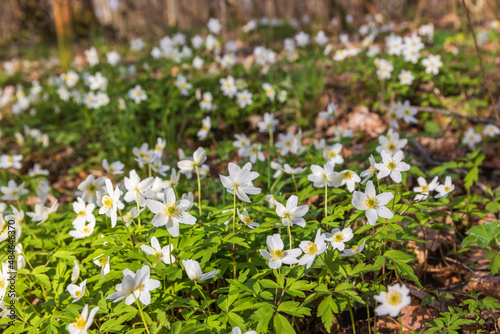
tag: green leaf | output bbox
[317,295,337,332]
[273,313,296,334]
[278,301,311,317]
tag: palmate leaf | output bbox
[273,313,296,334]
[462,221,500,248]
[317,295,338,332]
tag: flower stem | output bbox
[292,174,299,198]
[133,294,151,334]
[118,210,134,247]
[347,298,357,334]
[286,216,292,250]
[136,194,141,227]
[398,313,403,333]
[49,216,61,238]
[232,191,236,234]
[194,280,212,316]
[324,183,328,218]
[194,165,202,218]
[268,128,273,190]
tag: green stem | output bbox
[324,183,328,218]
[286,216,292,250]
[347,298,357,334]
[133,294,151,334]
[194,280,212,316]
[136,193,141,228]
[398,313,403,333]
[292,174,299,198]
[194,165,202,218]
[49,216,61,238]
[118,210,134,247]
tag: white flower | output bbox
[257,113,278,133]
[375,151,410,183]
[220,76,237,97]
[413,176,439,201]
[315,30,328,46]
[28,163,49,176]
[265,194,276,208]
[93,255,110,278]
[232,327,257,334]
[141,236,175,265]
[67,279,87,303]
[26,202,58,224]
[200,92,213,111]
[259,234,302,269]
[323,143,344,167]
[0,263,8,300]
[295,31,310,47]
[360,155,377,184]
[319,103,337,120]
[128,85,147,104]
[298,229,327,269]
[237,208,259,229]
[106,265,160,306]
[97,179,124,228]
[262,83,275,101]
[175,74,192,96]
[69,219,95,239]
[0,154,22,169]
[1,180,28,201]
[337,170,360,192]
[276,132,297,156]
[182,259,218,281]
[219,162,261,202]
[145,187,196,237]
[435,176,455,198]
[130,38,144,51]
[240,143,265,164]
[102,159,124,175]
[462,127,481,148]
[197,116,211,141]
[118,207,144,226]
[207,18,222,34]
[275,195,309,228]
[396,100,417,124]
[67,304,99,334]
[385,34,403,55]
[483,124,500,137]
[308,162,341,188]
[352,180,394,226]
[77,175,104,204]
[71,260,80,283]
[376,129,407,155]
[422,55,443,75]
[123,170,154,207]
[133,143,155,168]
[340,239,367,257]
[325,227,353,251]
[236,90,253,108]
[398,70,414,85]
[283,164,305,175]
[84,47,99,66]
[375,58,393,80]
[106,51,121,65]
[374,284,411,317]
[177,147,207,173]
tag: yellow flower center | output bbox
[386,160,397,170]
[272,249,284,259]
[386,291,402,306]
[0,277,5,290]
[163,202,180,217]
[102,195,113,209]
[342,171,352,180]
[328,151,336,158]
[444,186,450,192]
[83,227,90,234]
[73,315,86,330]
[77,210,86,217]
[75,290,82,298]
[421,185,428,192]
[155,252,163,261]
[243,216,254,225]
[365,196,377,209]
[98,257,107,266]
[201,124,208,131]
[284,141,292,148]
[333,232,344,242]
[387,142,396,151]
[404,109,410,115]
[7,156,13,163]
[305,242,318,255]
